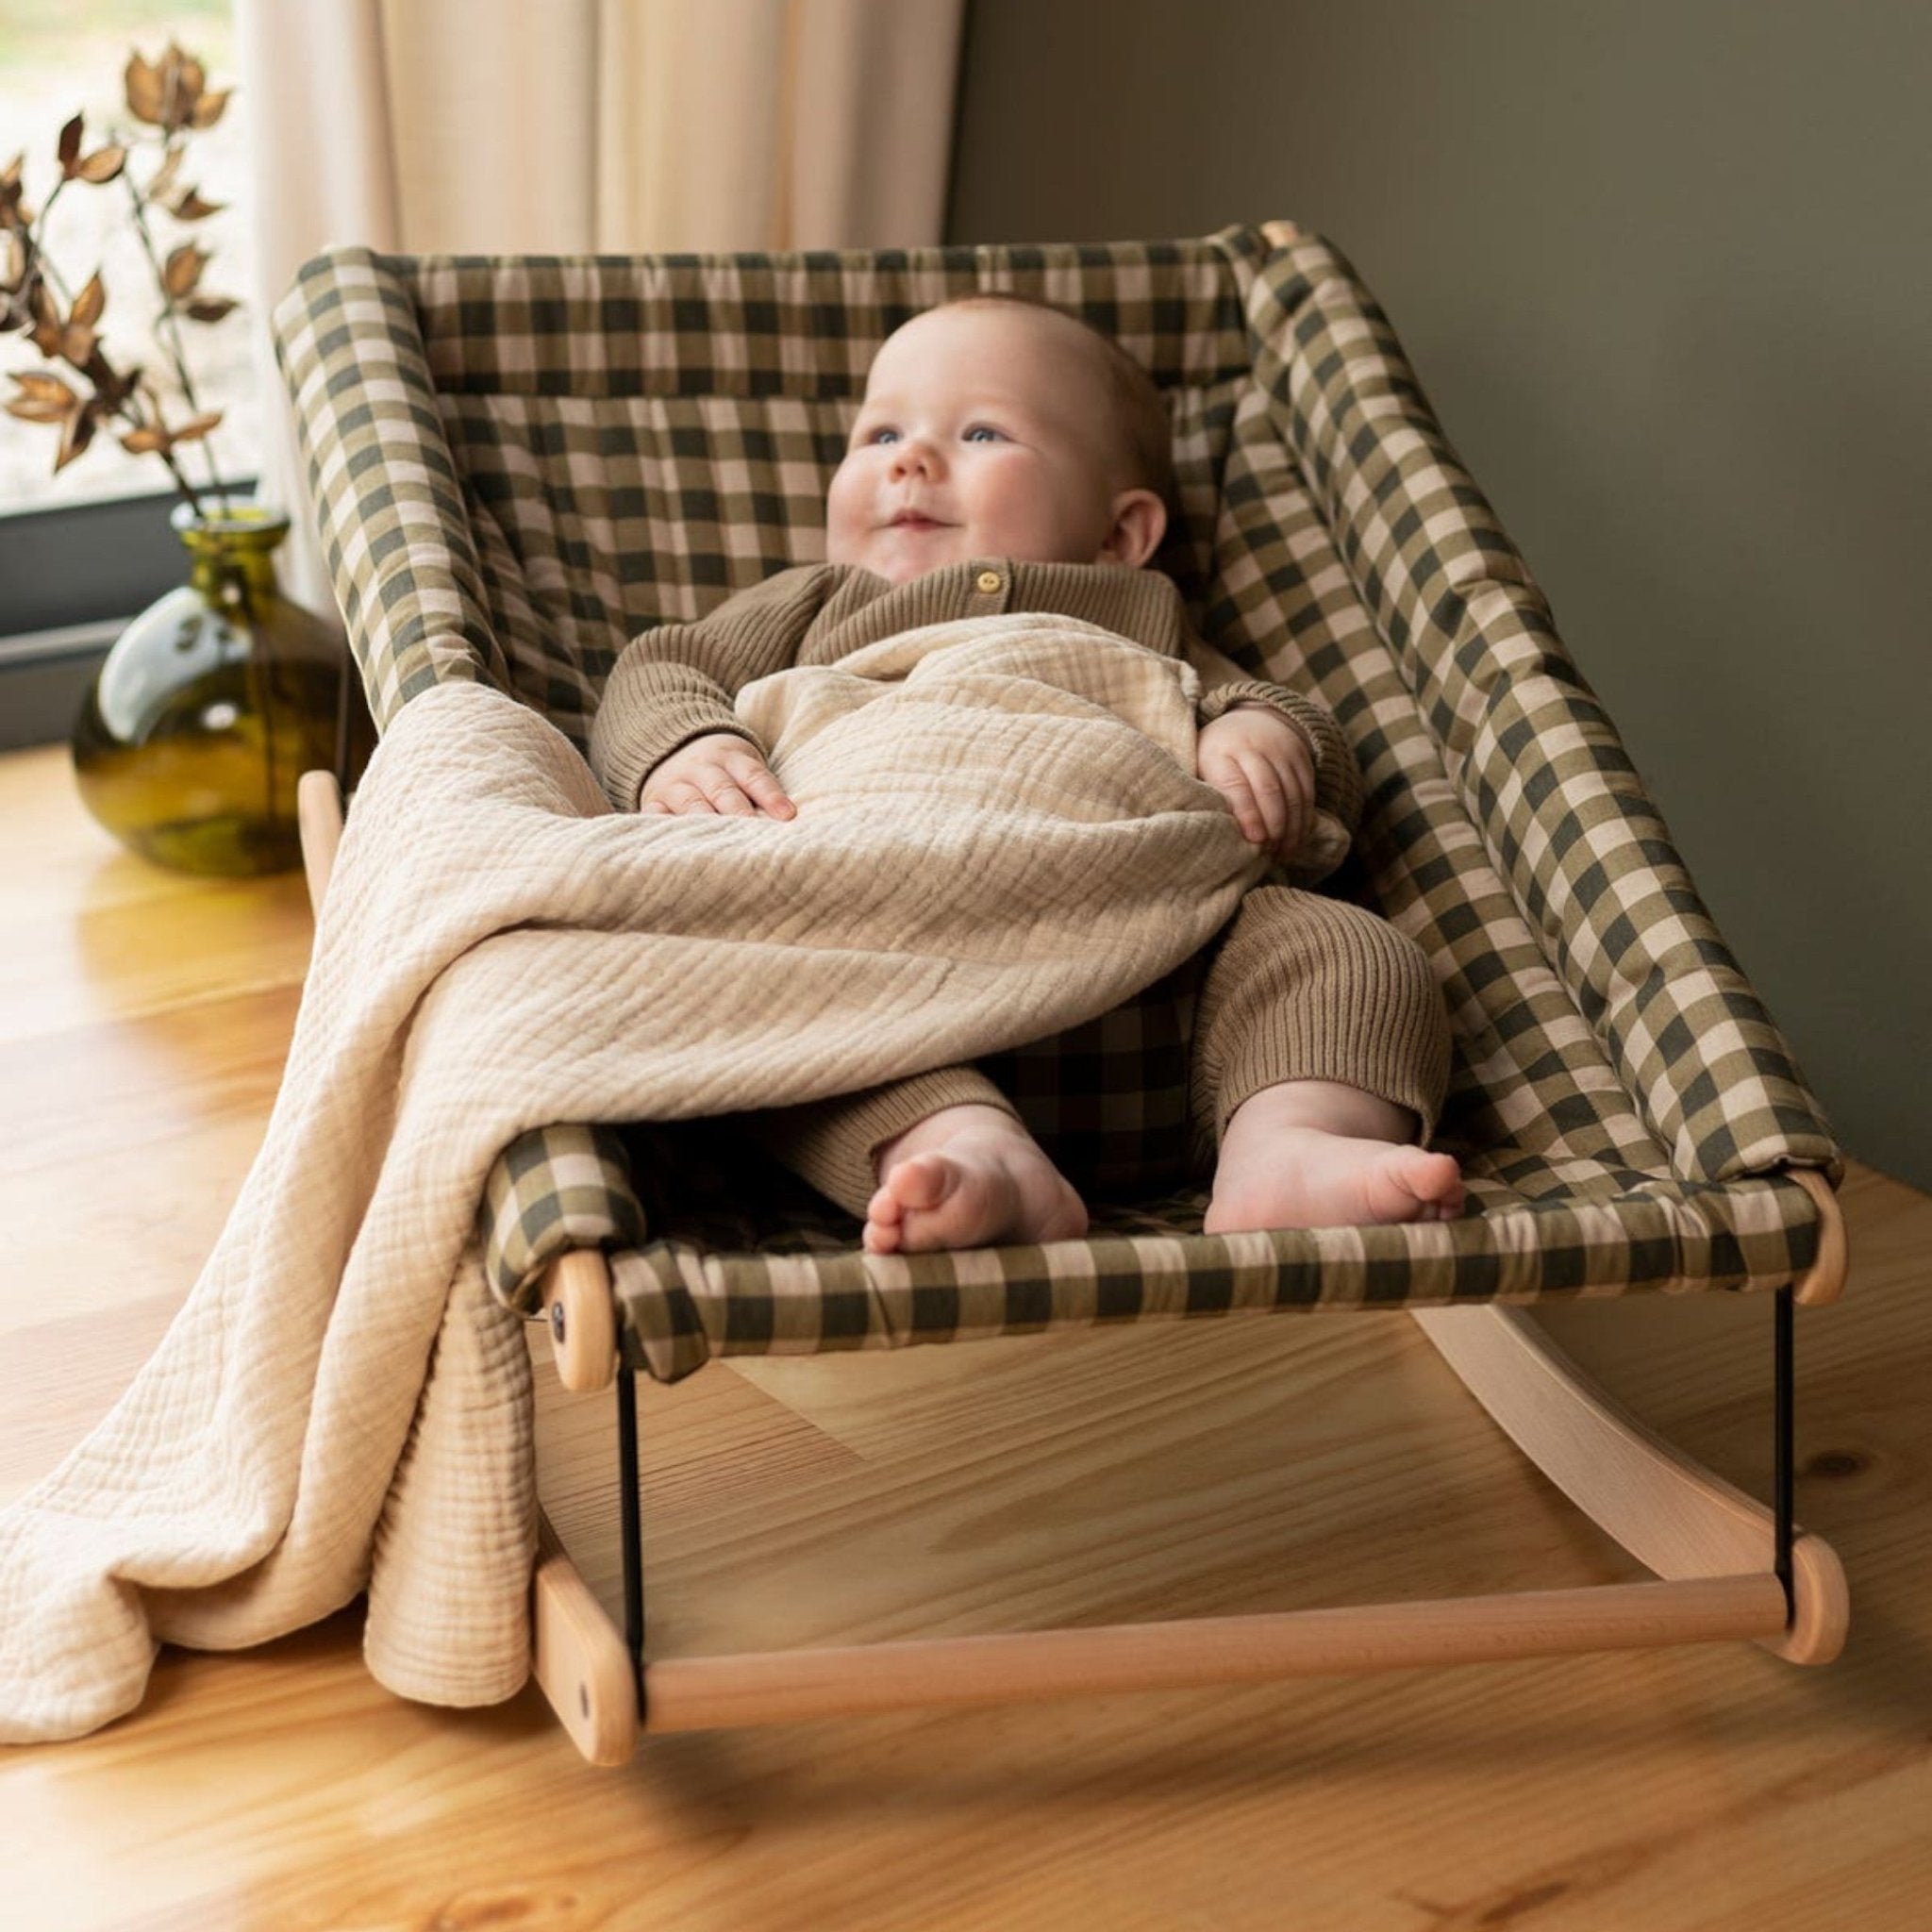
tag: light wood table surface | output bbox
[2,741,1927,1932]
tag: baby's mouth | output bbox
[889,511,948,529]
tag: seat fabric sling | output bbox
[270,224,1841,1388]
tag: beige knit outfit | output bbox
[589,558,1451,1217]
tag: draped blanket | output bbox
[1,611,1270,1742]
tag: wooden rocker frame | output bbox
[298,770,1849,1768]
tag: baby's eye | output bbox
[863,425,900,445]
[962,425,1006,443]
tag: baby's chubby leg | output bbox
[865,1104,1089,1255]
[1203,1079,1464,1234]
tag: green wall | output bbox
[949,0,1930,1189]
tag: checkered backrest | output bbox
[275,233,1257,745]
[273,225,1840,1193]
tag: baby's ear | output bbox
[1099,488,1168,568]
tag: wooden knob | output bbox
[540,1248,618,1391]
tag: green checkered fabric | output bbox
[272,223,1843,1385]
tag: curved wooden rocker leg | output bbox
[1409,1302,1848,1665]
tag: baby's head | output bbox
[825,293,1174,585]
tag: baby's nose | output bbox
[890,438,941,478]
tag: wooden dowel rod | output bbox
[641,1574,1787,1733]
[296,768,343,914]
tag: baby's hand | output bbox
[640,731,796,818]
[1197,707,1315,862]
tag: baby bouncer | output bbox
[275,220,1848,1766]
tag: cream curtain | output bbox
[234,0,964,614]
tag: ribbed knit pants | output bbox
[736,886,1454,1220]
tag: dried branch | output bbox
[0,39,241,515]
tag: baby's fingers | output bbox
[730,755,796,820]
[1208,761,1267,844]
[1244,758,1294,854]
[1275,769,1312,859]
[641,774,719,815]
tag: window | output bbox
[2,0,257,518]
[1,3,259,746]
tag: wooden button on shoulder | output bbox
[974,569,1003,593]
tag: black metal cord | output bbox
[1774,1286,1795,1623]
[617,1365,647,1717]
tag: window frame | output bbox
[0,479,256,750]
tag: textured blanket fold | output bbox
[1,611,1270,1743]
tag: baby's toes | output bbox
[885,1151,955,1213]
[1409,1156,1465,1219]
[862,1183,906,1255]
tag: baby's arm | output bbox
[588,563,839,812]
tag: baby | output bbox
[590,294,1464,1254]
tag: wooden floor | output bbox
[3,739,1929,1932]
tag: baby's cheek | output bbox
[823,464,870,561]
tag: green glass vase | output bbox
[70,502,345,876]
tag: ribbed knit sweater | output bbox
[587,558,1363,858]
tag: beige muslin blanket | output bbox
[0,611,1270,1743]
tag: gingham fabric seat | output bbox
[272,223,1842,1387]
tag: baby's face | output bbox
[825,305,1138,584]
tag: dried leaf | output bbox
[6,371,79,424]
[157,42,189,127]
[1,149,28,235]
[55,405,96,470]
[149,43,207,133]
[59,321,98,367]
[2,229,23,288]
[184,294,237,323]
[171,188,225,222]
[189,87,230,131]
[5,396,71,425]
[58,112,83,175]
[162,242,208,299]
[120,425,169,455]
[76,144,127,186]
[172,409,222,442]
[9,371,77,407]
[125,49,166,126]
[148,144,183,203]
[70,272,106,330]
[28,282,63,357]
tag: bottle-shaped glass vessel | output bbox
[70,502,344,876]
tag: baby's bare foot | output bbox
[865,1121,1088,1256]
[1203,1124,1465,1234]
